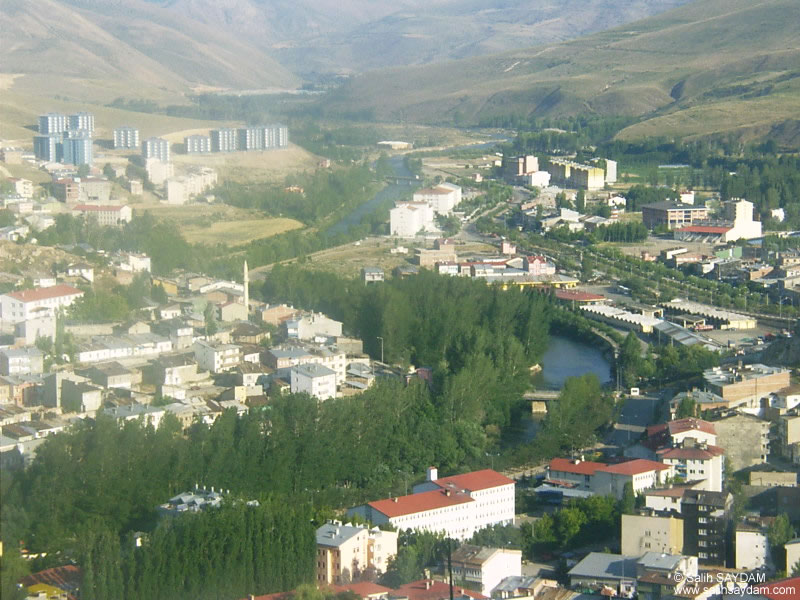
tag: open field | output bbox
[133,203,303,246]
[182,217,303,246]
[172,144,319,183]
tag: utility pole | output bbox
[377,336,384,364]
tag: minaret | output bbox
[243,260,250,315]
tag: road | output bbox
[606,393,661,449]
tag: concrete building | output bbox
[621,513,684,556]
[661,299,756,330]
[412,183,462,215]
[113,126,140,149]
[580,304,663,334]
[0,285,84,324]
[193,340,241,373]
[348,467,515,541]
[657,442,725,492]
[38,113,68,134]
[142,137,170,162]
[315,521,398,585]
[61,131,93,166]
[723,198,762,242]
[704,364,791,407]
[290,363,337,400]
[185,135,212,153]
[9,178,34,199]
[681,489,732,565]
[145,158,174,186]
[237,127,264,151]
[33,134,61,162]
[546,159,605,190]
[68,112,95,133]
[641,202,710,230]
[286,313,343,341]
[547,458,672,499]
[0,348,44,376]
[210,128,237,152]
[263,124,288,149]
[14,314,56,346]
[735,518,771,571]
[61,379,103,413]
[786,539,800,576]
[710,412,770,471]
[449,545,522,596]
[73,204,132,227]
[390,202,435,237]
[777,412,800,464]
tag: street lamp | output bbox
[377,336,384,364]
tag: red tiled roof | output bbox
[668,418,716,436]
[677,225,731,234]
[332,582,392,598]
[599,459,671,476]
[395,579,488,600]
[21,565,81,596]
[657,445,725,460]
[243,593,294,600]
[7,284,83,303]
[368,488,473,518]
[554,289,606,302]
[434,469,514,492]
[755,576,800,600]
[74,204,127,212]
[549,458,607,476]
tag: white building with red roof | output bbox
[657,443,725,492]
[0,284,84,324]
[346,467,514,540]
[547,458,673,499]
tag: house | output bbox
[159,304,182,320]
[394,580,487,600]
[65,263,94,283]
[231,322,268,345]
[449,545,522,596]
[290,363,337,400]
[315,521,398,585]
[217,301,248,322]
[547,458,672,499]
[259,304,298,326]
[79,362,139,390]
[61,379,103,413]
[0,347,44,376]
[0,284,84,324]
[347,467,514,540]
[776,412,800,464]
[362,267,384,284]
[656,442,725,492]
[72,204,132,226]
[621,513,684,556]
[104,404,165,428]
[285,313,343,340]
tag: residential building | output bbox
[646,418,718,448]
[193,340,241,373]
[211,128,237,152]
[52,177,81,203]
[290,363,337,400]
[104,404,165,428]
[237,127,265,151]
[503,155,538,180]
[266,344,346,386]
[547,457,672,499]
[142,137,170,162]
[80,177,112,203]
[735,517,771,571]
[641,202,710,230]
[680,489,732,565]
[709,412,770,470]
[393,579,487,600]
[776,412,800,464]
[390,201,435,237]
[546,159,605,190]
[113,126,140,149]
[76,334,173,364]
[185,135,212,153]
[786,540,800,577]
[347,467,514,540]
[61,379,103,413]
[145,157,174,185]
[657,441,725,492]
[38,113,68,134]
[0,348,44,376]
[72,204,132,227]
[114,252,151,273]
[33,134,61,162]
[285,313,343,341]
[412,183,462,215]
[61,131,93,166]
[621,513,683,556]
[157,486,225,517]
[68,112,95,133]
[315,521,398,585]
[259,304,298,326]
[9,178,33,199]
[449,545,521,596]
[80,362,139,390]
[362,267,384,284]
[14,314,57,346]
[263,124,288,149]
[0,285,84,324]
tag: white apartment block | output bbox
[166,169,218,205]
[0,285,84,324]
[450,545,522,596]
[291,363,337,400]
[657,444,725,492]
[9,178,34,199]
[77,334,173,364]
[413,183,462,215]
[114,252,151,273]
[0,347,45,376]
[735,525,770,571]
[113,127,140,149]
[193,340,241,373]
[73,204,132,227]
[142,137,170,162]
[347,467,515,540]
[286,313,343,341]
[146,158,174,186]
[390,202,434,237]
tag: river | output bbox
[538,334,613,389]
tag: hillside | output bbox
[322,0,800,143]
[0,0,298,103]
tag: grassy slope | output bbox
[324,0,800,141]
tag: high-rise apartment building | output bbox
[142,137,170,162]
[114,126,140,149]
[210,128,237,152]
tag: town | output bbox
[2,12,800,591]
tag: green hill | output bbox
[323,0,800,143]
